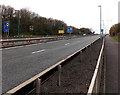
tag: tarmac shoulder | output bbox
[105,35,119,93]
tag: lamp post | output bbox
[15,10,21,36]
[98,5,102,39]
[102,20,104,35]
[2,7,10,38]
[0,6,2,95]
[18,11,21,35]
[0,6,2,38]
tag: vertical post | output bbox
[96,66,101,94]
[6,32,8,39]
[36,78,41,95]
[80,51,82,61]
[100,6,102,39]
[102,20,104,35]
[98,5,102,39]
[8,29,9,37]
[119,1,120,23]
[0,6,2,35]
[95,73,99,94]
[0,6,2,95]
[69,33,71,36]
[58,65,62,86]
[18,11,20,36]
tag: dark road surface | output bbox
[2,35,99,93]
[105,35,119,93]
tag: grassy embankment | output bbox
[110,35,120,42]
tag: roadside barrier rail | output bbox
[0,36,73,48]
[87,39,104,95]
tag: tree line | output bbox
[109,23,120,37]
[1,5,93,36]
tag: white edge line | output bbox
[5,37,99,94]
[4,46,24,50]
[2,43,42,50]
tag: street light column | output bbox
[98,5,102,39]
[18,11,20,35]
[15,10,21,36]
[0,6,2,38]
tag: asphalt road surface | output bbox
[105,36,119,93]
[2,35,99,93]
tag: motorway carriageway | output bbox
[2,35,99,93]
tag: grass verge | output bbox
[110,35,120,42]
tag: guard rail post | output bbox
[58,65,62,86]
[35,78,41,95]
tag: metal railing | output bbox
[87,39,104,95]
[0,36,73,48]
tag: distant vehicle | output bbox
[83,34,86,36]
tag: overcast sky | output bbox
[1,0,120,34]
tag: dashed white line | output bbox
[29,43,43,46]
[4,46,24,50]
[2,43,43,50]
[65,43,70,46]
[32,49,45,54]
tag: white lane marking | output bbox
[32,49,45,54]
[2,43,43,50]
[65,43,70,46]
[26,44,38,47]
[0,49,3,51]
[4,46,24,50]
[47,40,60,43]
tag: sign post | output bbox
[67,27,73,36]
[98,5,102,39]
[29,25,34,35]
[4,21,10,38]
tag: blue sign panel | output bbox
[67,27,73,33]
[4,21,10,32]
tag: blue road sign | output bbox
[67,27,73,33]
[4,21,10,32]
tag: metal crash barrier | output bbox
[0,36,74,48]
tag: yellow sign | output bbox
[58,30,64,34]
